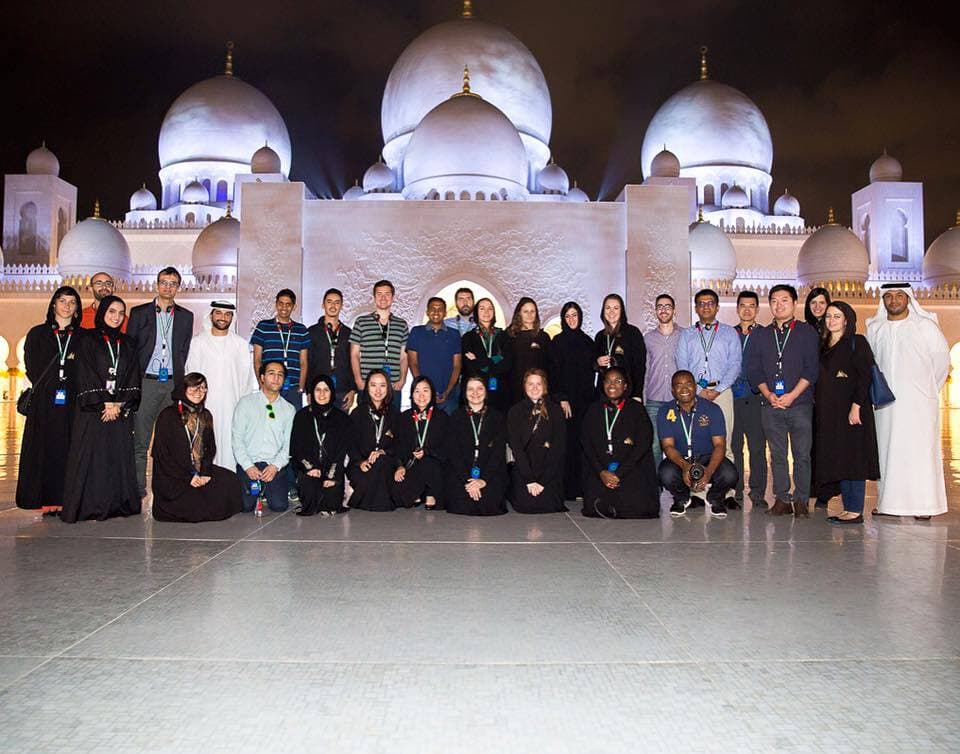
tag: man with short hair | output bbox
[643,293,680,467]
[658,370,738,519]
[746,284,819,516]
[306,287,356,411]
[408,296,463,414]
[231,361,296,513]
[185,301,258,469]
[867,283,950,519]
[731,291,768,509]
[250,289,310,411]
[126,267,194,499]
[350,280,409,410]
[444,287,476,336]
[81,271,127,331]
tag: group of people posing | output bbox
[16,269,950,525]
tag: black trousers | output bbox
[732,393,768,502]
[658,454,739,504]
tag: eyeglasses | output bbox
[92,281,114,288]
[265,404,276,420]
[186,385,208,393]
[655,304,674,311]
[603,378,626,385]
[157,280,180,289]
[695,300,717,308]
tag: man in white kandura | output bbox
[185,301,258,469]
[866,283,950,519]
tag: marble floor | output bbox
[0,402,958,752]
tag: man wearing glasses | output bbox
[675,288,741,507]
[126,267,194,500]
[231,361,296,512]
[81,272,127,331]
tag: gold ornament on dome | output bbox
[699,46,709,80]
[452,64,480,99]
[225,41,234,76]
[93,199,101,219]
[462,0,473,19]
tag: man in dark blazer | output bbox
[126,267,194,499]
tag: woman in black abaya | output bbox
[61,296,142,523]
[347,369,400,511]
[392,376,449,510]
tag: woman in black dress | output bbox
[446,376,508,516]
[461,297,512,412]
[804,286,838,507]
[290,374,352,516]
[150,373,243,523]
[507,369,567,513]
[503,297,551,406]
[61,296,142,523]
[581,367,659,518]
[16,286,82,516]
[594,294,647,401]
[392,376,449,510]
[815,301,880,525]
[548,301,596,500]
[347,369,400,511]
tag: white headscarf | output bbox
[866,284,939,332]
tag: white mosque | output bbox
[2,1,959,394]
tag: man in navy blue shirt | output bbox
[657,370,738,518]
[407,297,463,414]
[745,284,819,517]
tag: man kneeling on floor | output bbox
[657,370,738,518]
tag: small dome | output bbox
[58,212,132,281]
[796,211,868,286]
[922,212,960,288]
[567,182,589,202]
[721,184,750,209]
[869,150,903,183]
[538,161,569,194]
[688,215,737,282]
[650,147,681,178]
[363,160,395,193]
[26,143,60,176]
[402,83,528,200]
[343,180,365,200]
[129,184,158,211]
[182,180,209,204]
[773,189,800,217]
[192,211,240,279]
[251,144,281,174]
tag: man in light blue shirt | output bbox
[232,361,296,512]
[443,287,477,336]
[676,289,741,486]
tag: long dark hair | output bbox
[600,294,628,333]
[472,297,497,331]
[176,372,210,435]
[45,286,82,329]
[559,301,584,332]
[363,368,394,414]
[409,375,437,411]
[819,300,858,354]
[507,297,540,336]
[804,287,831,330]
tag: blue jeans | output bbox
[237,462,290,512]
[645,400,667,468]
[839,479,865,514]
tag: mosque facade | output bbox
[2,2,959,398]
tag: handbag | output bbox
[16,354,60,417]
[851,337,895,409]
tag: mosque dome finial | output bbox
[699,46,709,81]
[827,206,836,225]
[697,206,705,223]
[225,200,233,218]
[453,64,478,98]
[225,41,234,76]
[462,0,473,18]
[93,199,101,219]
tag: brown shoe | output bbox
[767,498,792,516]
[793,499,809,517]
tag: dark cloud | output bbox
[0,0,956,236]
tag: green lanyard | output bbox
[54,329,72,380]
[370,411,385,449]
[604,402,622,454]
[479,327,495,358]
[774,320,795,370]
[697,322,718,364]
[677,401,696,459]
[470,412,485,462]
[277,319,292,362]
[414,408,432,449]
[104,336,120,374]
[313,418,327,460]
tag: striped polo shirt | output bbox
[349,312,409,380]
[249,318,310,384]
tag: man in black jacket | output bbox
[306,287,356,411]
[126,267,194,499]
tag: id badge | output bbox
[773,379,786,396]
[383,365,392,379]
[282,377,291,392]
[54,388,67,406]
[470,466,481,479]
[488,376,498,391]
[157,367,169,383]
[105,379,116,393]
[330,374,337,388]
[607,461,620,473]
[249,480,261,496]
[697,376,709,389]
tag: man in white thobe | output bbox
[866,283,950,518]
[185,301,258,469]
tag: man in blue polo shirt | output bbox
[407,297,463,414]
[657,370,739,518]
[250,289,310,410]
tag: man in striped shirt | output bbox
[250,289,309,410]
[350,280,409,410]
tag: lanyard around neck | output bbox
[414,408,432,448]
[277,319,292,359]
[370,411,385,448]
[469,412,484,459]
[479,327,495,358]
[604,402,623,453]
[54,329,72,367]
[677,401,696,459]
[697,322,718,360]
[104,336,120,371]
[774,320,795,364]
[313,417,327,459]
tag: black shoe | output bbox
[828,514,863,525]
[709,501,728,518]
[669,500,688,517]
[688,496,705,509]
[725,498,742,511]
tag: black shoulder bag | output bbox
[16,355,60,417]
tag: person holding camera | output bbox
[657,370,738,519]
[231,361,296,513]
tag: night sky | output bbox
[1,0,957,238]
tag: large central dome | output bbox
[381,11,552,176]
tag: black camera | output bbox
[688,462,706,482]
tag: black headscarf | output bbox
[94,295,126,340]
[559,301,584,332]
[308,373,337,417]
[804,287,831,331]
[45,286,82,330]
